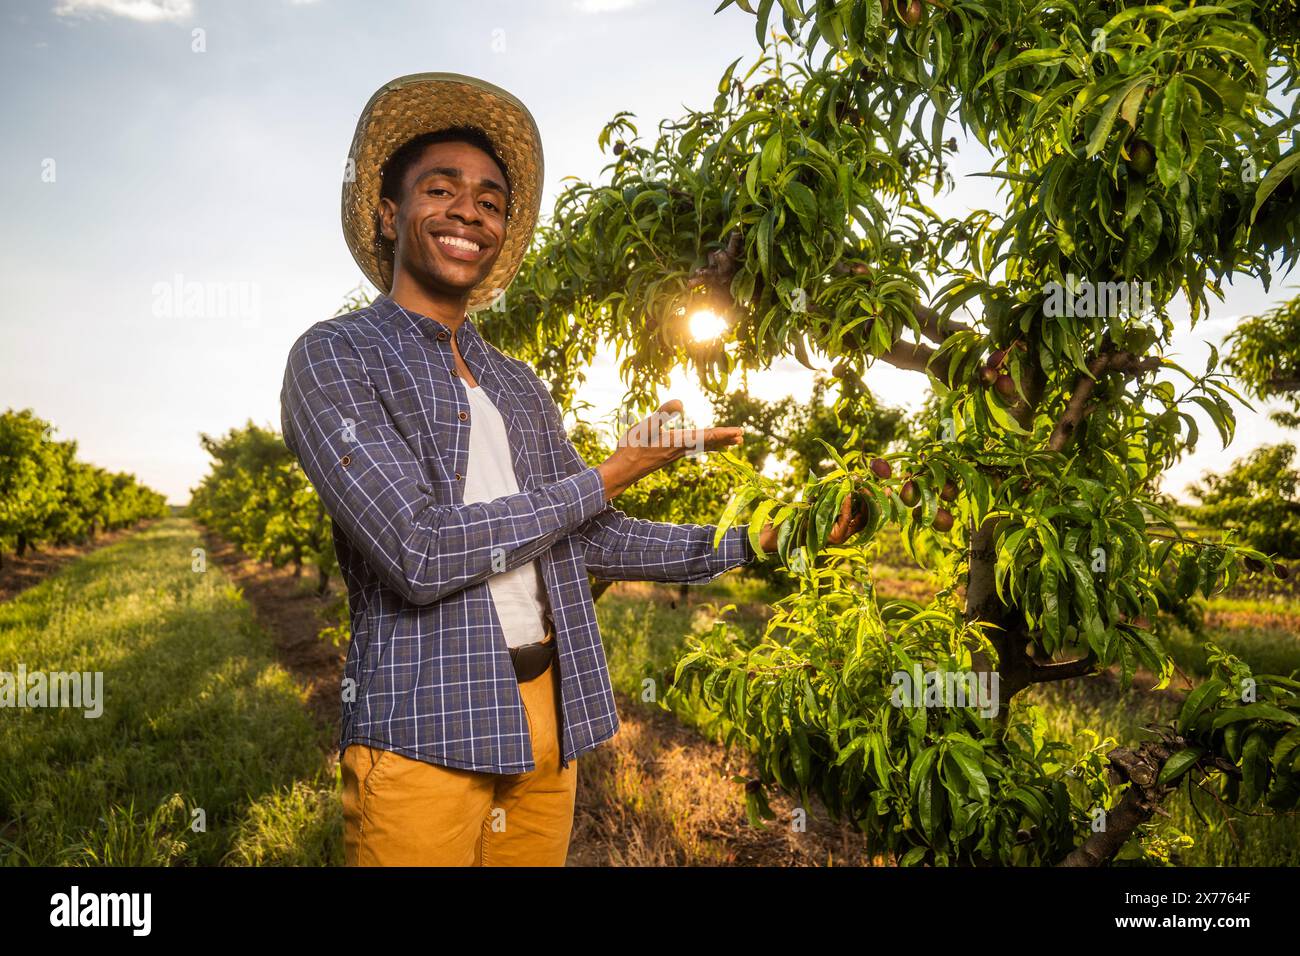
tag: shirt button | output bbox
[437,331,448,341]
[458,411,469,422]
[340,454,351,467]
[455,472,463,481]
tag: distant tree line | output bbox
[0,407,168,568]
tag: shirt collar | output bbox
[375,292,485,351]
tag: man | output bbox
[281,73,864,867]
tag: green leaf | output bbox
[747,497,777,556]
[761,129,784,180]
[1211,703,1300,730]
[1157,746,1205,785]
[1249,150,1300,223]
[1178,678,1225,734]
[783,179,818,232]
[946,749,990,803]
[714,485,759,548]
[756,208,775,280]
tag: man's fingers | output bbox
[635,424,744,451]
[701,426,744,447]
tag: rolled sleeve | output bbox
[280,324,610,605]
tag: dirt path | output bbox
[194,521,881,866]
[0,519,161,604]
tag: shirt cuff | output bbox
[561,465,611,527]
[717,525,757,570]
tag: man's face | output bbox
[378,140,508,298]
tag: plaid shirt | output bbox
[280,293,754,774]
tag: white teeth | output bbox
[437,235,480,252]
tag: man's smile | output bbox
[429,229,491,263]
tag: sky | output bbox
[1,0,1296,506]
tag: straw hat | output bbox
[341,72,545,313]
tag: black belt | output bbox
[509,629,555,683]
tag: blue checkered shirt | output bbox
[280,293,755,773]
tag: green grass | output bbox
[0,516,341,866]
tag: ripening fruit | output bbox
[899,479,921,507]
[939,479,959,502]
[614,141,626,155]
[911,504,924,524]
[994,374,1017,403]
[1126,138,1156,177]
[1276,563,1292,580]
[870,457,893,479]
[978,366,1000,387]
[1244,557,1265,573]
[932,508,954,533]
[895,0,924,27]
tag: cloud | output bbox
[53,0,194,22]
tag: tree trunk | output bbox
[16,533,27,558]
[315,564,330,597]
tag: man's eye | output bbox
[427,188,448,196]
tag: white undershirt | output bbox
[459,379,550,649]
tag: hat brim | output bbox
[341,72,544,313]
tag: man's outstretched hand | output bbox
[596,399,744,500]
[756,487,871,553]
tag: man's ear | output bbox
[377,197,399,243]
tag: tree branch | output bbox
[911,300,971,344]
[1056,730,1230,866]
[876,339,951,381]
[1048,351,1162,452]
[1029,651,1098,683]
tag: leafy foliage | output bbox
[0,408,167,565]
[1224,290,1300,425]
[1189,443,1300,560]
[188,421,338,596]
[480,0,1300,864]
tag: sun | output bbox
[688,308,728,342]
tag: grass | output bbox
[0,516,340,866]
[3,518,1294,867]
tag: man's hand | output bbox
[596,399,743,500]
[757,488,871,553]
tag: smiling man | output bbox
[280,72,865,868]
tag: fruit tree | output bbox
[477,0,1300,864]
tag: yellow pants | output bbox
[340,656,578,866]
